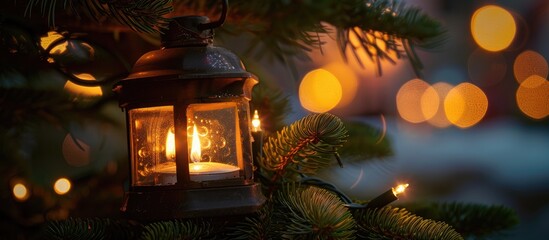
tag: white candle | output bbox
[155,162,240,182]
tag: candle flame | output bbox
[252,110,261,132]
[392,183,409,196]
[191,124,201,163]
[166,128,176,160]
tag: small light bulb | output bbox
[392,183,409,196]
[252,110,261,132]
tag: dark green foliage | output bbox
[141,220,213,240]
[226,202,277,240]
[43,218,109,240]
[260,113,347,182]
[340,121,393,161]
[23,0,173,33]
[406,202,519,239]
[354,207,463,240]
[276,185,356,239]
[22,0,444,76]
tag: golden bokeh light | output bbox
[40,31,68,54]
[427,82,454,128]
[471,5,516,52]
[299,68,343,113]
[396,79,438,123]
[54,178,72,195]
[444,83,488,128]
[516,75,549,119]
[63,73,103,99]
[12,183,30,201]
[322,62,359,108]
[513,50,549,84]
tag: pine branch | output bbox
[226,202,276,240]
[42,218,109,240]
[406,202,519,239]
[23,0,173,33]
[260,113,347,185]
[276,185,356,239]
[141,220,213,240]
[354,207,463,240]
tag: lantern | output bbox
[114,12,265,220]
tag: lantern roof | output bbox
[122,16,256,81]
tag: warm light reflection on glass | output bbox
[471,5,516,52]
[516,75,549,119]
[54,178,71,195]
[427,82,454,128]
[190,124,202,163]
[165,128,176,160]
[12,183,30,201]
[40,31,67,53]
[396,79,438,123]
[513,50,549,84]
[444,83,488,128]
[392,183,409,196]
[322,62,358,108]
[63,73,103,98]
[299,69,343,113]
[252,110,261,132]
[468,49,507,87]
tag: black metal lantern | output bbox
[113,9,265,220]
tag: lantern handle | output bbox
[198,0,228,30]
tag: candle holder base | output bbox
[120,183,266,221]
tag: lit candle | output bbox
[156,123,240,182]
[366,183,409,209]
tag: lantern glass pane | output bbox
[186,102,242,182]
[129,106,176,186]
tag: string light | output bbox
[367,183,409,209]
[252,110,261,132]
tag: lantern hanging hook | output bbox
[198,0,228,31]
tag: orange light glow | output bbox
[322,62,359,108]
[12,183,30,201]
[396,79,438,123]
[251,110,261,132]
[63,73,103,99]
[427,82,454,128]
[471,5,516,52]
[513,50,549,84]
[53,178,71,195]
[444,83,488,128]
[299,69,343,113]
[190,124,202,163]
[516,75,549,119]
[392,183,409,196]
[40,31,67,53]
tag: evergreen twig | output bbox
[354,207,463,240]
[260,113,347,190]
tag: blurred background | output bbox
[2,0,548,238]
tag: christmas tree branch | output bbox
[260,113,347,187]
[354,207,463,240]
